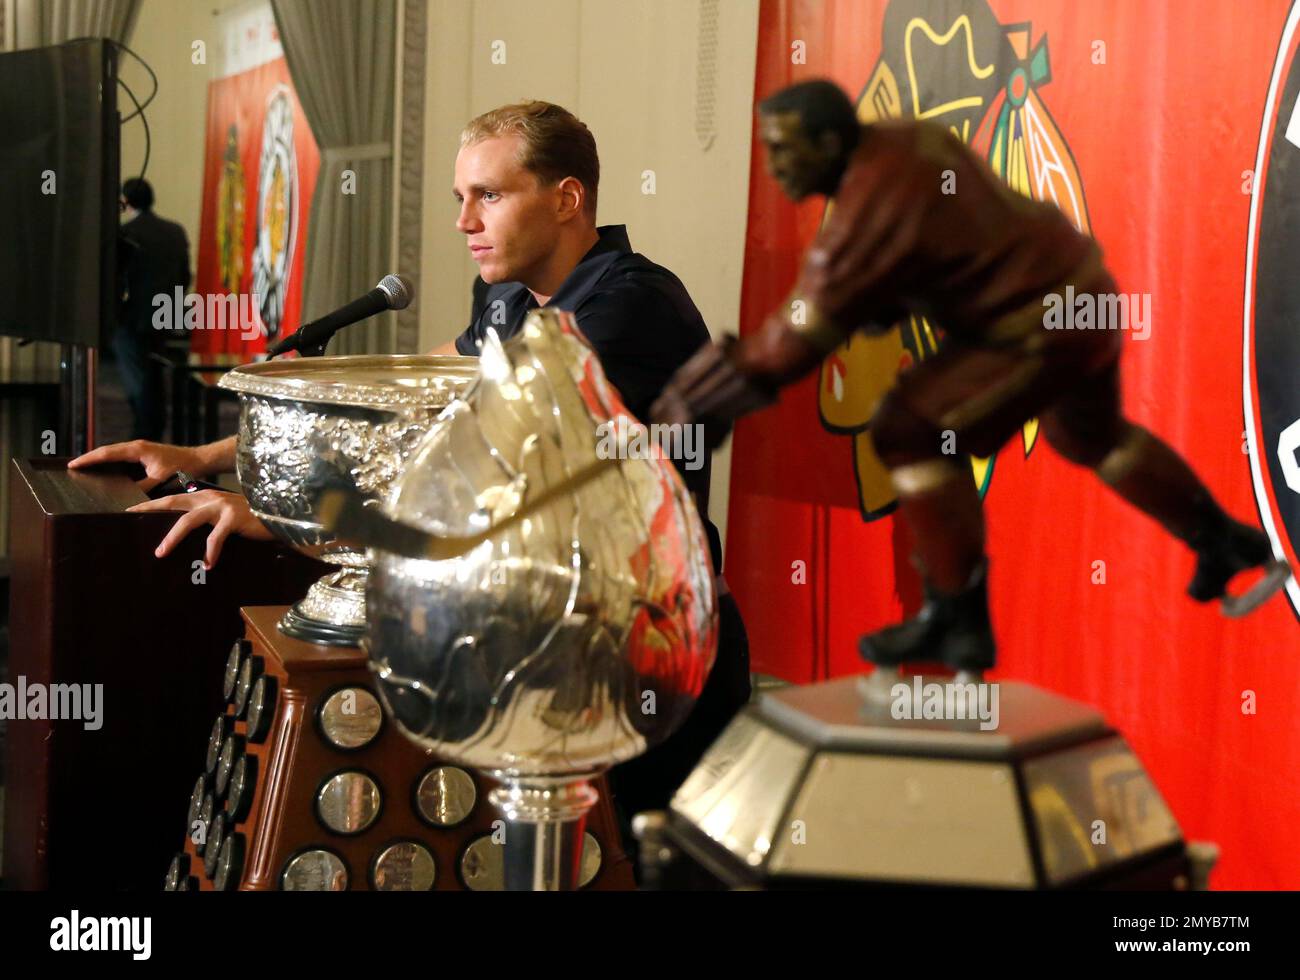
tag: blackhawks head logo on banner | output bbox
[250,85,300,342]
[819,0,1090,518]
[1245,0,1300,619]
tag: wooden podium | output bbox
[4,458,330,889]
[169,606,635,891]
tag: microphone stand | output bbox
[298,339,330,358]
[273,315,355,358]
[272,330,330,359]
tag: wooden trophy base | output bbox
[169,606,635,891]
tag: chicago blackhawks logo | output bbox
[250,86,299,341]
[821,0,1090,518]
[1244,0,1300,618]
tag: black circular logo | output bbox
[1245,1,1300,618]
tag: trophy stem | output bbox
[487,774,600,891]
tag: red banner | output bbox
[192,56,318,358]
[729,0,1300,887]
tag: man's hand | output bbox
[68,436,236,490]
[650,336,778,449]
[126,489,273,569]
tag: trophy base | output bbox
[649,675,1199,889]
[166,605,634,891]
[277,604,367,647]
[278,567,369,647]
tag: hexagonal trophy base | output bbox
[644,674,1202,890]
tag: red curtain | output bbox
[728,0,1300,888]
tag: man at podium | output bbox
[70,100,752,867]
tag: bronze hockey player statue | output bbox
[652,79,1291,674]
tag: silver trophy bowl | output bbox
[219,354,477,645]
[362,309,718,888]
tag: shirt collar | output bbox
[526,225,632,312]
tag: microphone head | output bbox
[376,273,414,311]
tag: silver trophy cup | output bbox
[357,310,719,888]
[219,354,477,645]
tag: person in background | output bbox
[115,177,191,441]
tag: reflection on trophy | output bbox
[323,308,719,889]
[218,355,478,645]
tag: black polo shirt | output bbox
[455,224,722,570]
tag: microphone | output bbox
[268,274,414,357]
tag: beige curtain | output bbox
[9,0,140,47]
[270,0,397,355]
[0,0,140,559]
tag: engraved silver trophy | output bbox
[340,309,718,889]
[219,355,477,645]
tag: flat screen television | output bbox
[0,38,119,348]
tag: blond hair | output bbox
[461,101,599,215]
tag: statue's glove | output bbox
[650,336,778,450]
